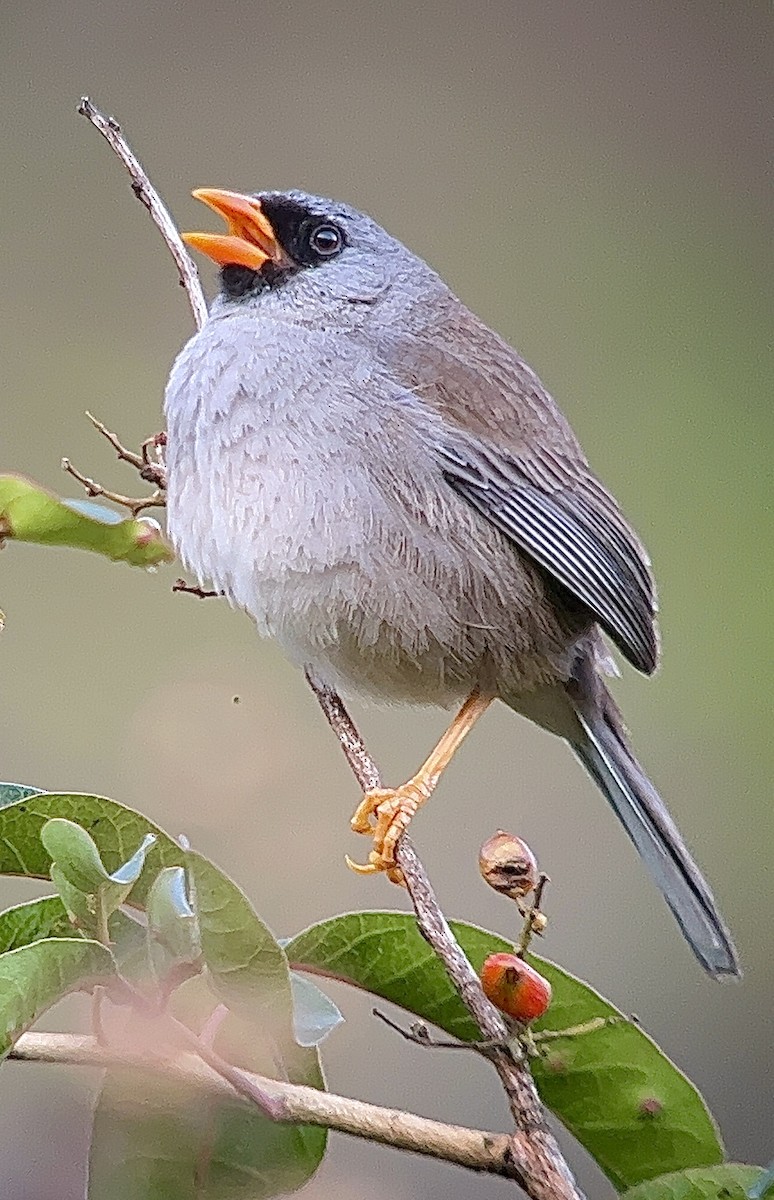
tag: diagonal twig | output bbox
[305,672,583,1200]
[78,97,207,331]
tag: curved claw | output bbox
[345,852,406,887]
[345,852,382,875]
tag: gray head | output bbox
[183,187,442,322]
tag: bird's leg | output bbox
[347,689,494,883]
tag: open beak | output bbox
[183,189,285,271]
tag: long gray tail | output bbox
[568,688,740,978]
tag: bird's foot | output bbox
[346,778,432,886]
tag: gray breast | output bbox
[164,310,585,704]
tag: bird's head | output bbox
[183,188,432,319]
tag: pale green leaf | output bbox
[146,867,200,964]
[289,974,344,1048]
[42,818,112,893]
[0,474,172,567]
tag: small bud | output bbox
[479,830,539,900]
[530,911,548,936]
[479,952,552,1023]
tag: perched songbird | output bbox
[166,187,739,978]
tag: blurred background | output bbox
[1,0,771,1195]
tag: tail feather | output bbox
[569,694,740,978]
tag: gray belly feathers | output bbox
[164,311,584,703]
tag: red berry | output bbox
[479,952,552,1023]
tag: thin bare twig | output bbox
[172,578,222,600]
[11,1032,527,1180]
[84,411,145,471]
[372,1009,502,1053]
[61,457,164,516]
[78,97,207,331]
[374,1008,629,1052]
[85,412,168,490]
[305,672,583,1200]
[516,872,550,957]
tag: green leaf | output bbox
[621,1164,765,1199]
[90,854,329,1200]
[287,913,723,1191]
[43,819,159,937]
[289,974,344,1048]
[187,851,298,1035]
[0,895,146,970]
[187,853,326,1180]
[89,1068,211,1200]
[0,896,73,951]
[146,866,201,964]
[0,937,115,1058]
[0,474,172,567]
[0,793,184,906]
[50,863,97,929]
[42,818,113,893]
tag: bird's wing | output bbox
[437,435,659,674]
[382,308,659,674]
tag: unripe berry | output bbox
[479,831,539,900]
[479,952,552,1023]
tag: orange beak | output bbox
[182,189,286,271]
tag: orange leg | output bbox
[346,689,494,884]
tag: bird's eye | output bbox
[308,223,343,258]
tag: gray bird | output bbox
[165,186,739,978]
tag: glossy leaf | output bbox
[0,793,184,906]
[621,1165,765,1199]
[287,912,723,1191]
[0,474,172,567]
[0,937,115,1058]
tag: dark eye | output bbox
[309,223,343,258]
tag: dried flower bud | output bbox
[479,830,539,900]
[479,953,552,1023]
[529,911,548,936]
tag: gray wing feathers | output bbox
[439,441,659,674]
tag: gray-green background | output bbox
[1,1,771,1196]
